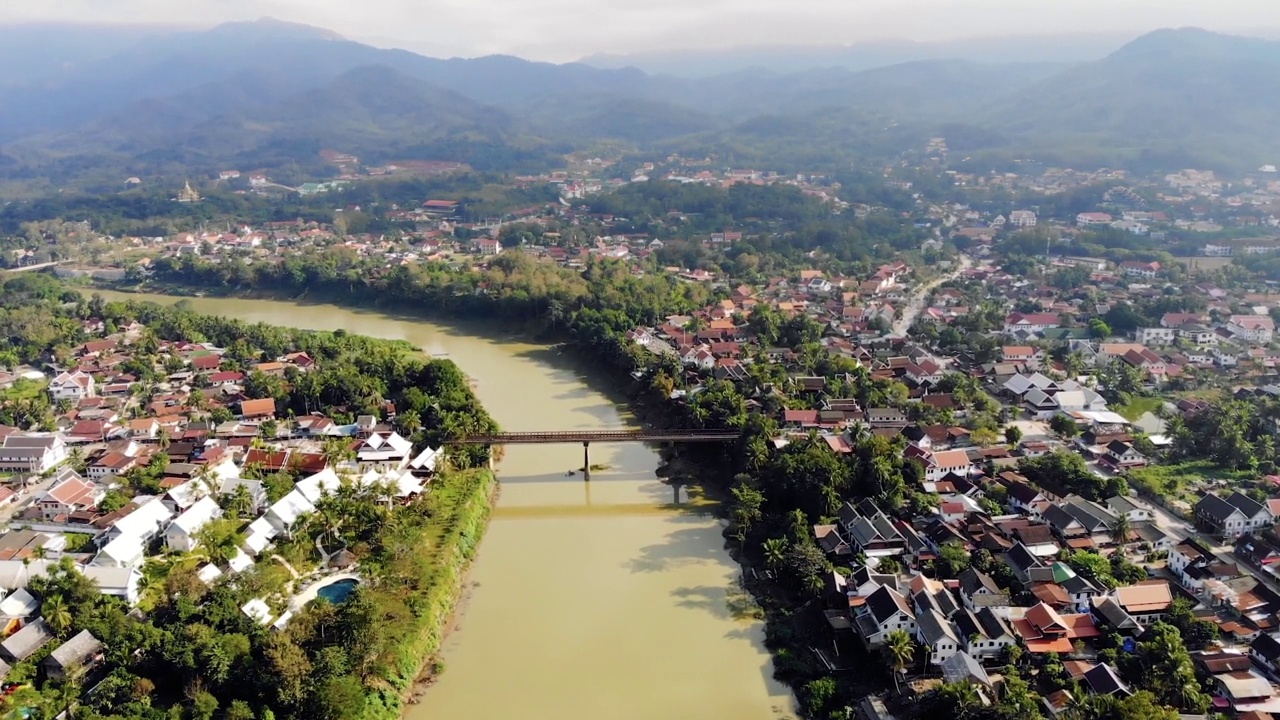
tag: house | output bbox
[1104,496,1151,524]
[1011,602,1101,653]
[1004,478,1053,516]
[43,630,103,681]
[1119,261,1161,279]
[1010,210,1037,228]
[165,496,223,552]
[1169,538,1220,590]
[127,418,160,440]
[905,360,945,386]
[854,585,917,647]
[353,432,414,472]
[954,607,1016,661]
[1090,596,1143,635]
[866,408,908,427]
[839,502,907,558]
[88,451,137,481]
[915,608,962,665]
[1083,663,1132,697]
[48,371,96,401]
[36,473,102,521]
[0,434,68,473]
[1076,212,1114,227]
[940,651,992,689]
[923,449,974,482]
[1003,313,1062,335]
[474,237,502,256]
[239,398,276,420]
[1250,632,1280,675]
[1112,582,1173,625]
[1136,327,1176,346]
[1216,671,1275,709]
[1229,315,1276,344]
[1100,440,1147,470]
[0,619,52,662]
[1002,346,1043,368]
[957,568,1009,612]
[1043,497,1118,546]
[1196,491,1273,539]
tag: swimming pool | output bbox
[315,578,359,604]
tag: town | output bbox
[8,145,1280,719]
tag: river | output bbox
[95,290,796,720]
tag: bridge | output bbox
[446,429,740,480]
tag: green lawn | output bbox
[0,377,48,403]
[1129,459,1253,501]
[1114,395,1164,422]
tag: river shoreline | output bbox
[89,283,803,719]
[400,478,500,710]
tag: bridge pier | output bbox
[583,442,590,482]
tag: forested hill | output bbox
[2,21,1279,187]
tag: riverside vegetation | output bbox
[0,273,500,720]
[119,249,934,716]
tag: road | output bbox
[1112,483,1280,600]
[891,253,973,337]
[0,472,61,525]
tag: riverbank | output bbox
[361,468,498,719]
[90,283,806,717]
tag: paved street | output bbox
[891,254,973,337]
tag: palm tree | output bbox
[1111,514,1132,546]
[41,595,73,637]
[225,483,253,519]
[322,437,355,468]
[397,409,422,437]
[883,629,915,694]
[66,447,87,473]
[761,538,787,574]
[939,681,981,716]
[47,674,82,720]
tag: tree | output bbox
[970,427,1000,447]
[782,541,827,596]
[1005,425,1024,446]
[729,478,764,544]
[1110,515,1132,546]
[883,629,915,693]
[1049,414,1080,438]
[397,409,422,437]
[1088,318,1112,339]
[41,594,73,637]
[1167,598,1218,650]
[761,537,787,574]
[936,543,971,578]
[223,483,254,519]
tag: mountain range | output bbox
[1,19,1278,190]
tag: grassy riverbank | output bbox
[361,468,497,719]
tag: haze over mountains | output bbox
[579,33,1138,77]
[0,18,1278,189]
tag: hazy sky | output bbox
[1,0,1277,61]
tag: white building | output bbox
[165,497,223,552]
[0,434,68,474]
[1009,210,1037,228]
[48,371,96,401]
[1228,315,1275,344]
